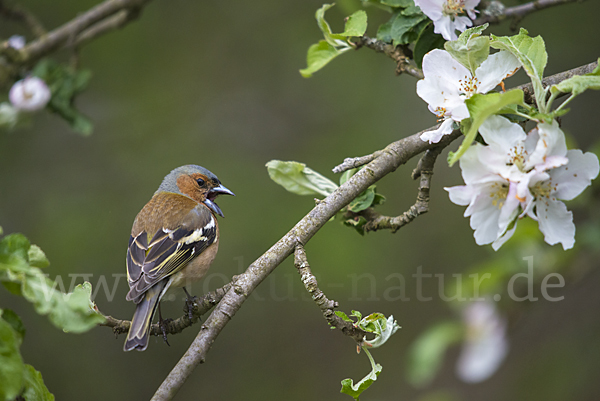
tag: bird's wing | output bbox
[126,203,216,303]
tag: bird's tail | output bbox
[124,280,168,352]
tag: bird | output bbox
[123,165,234,351]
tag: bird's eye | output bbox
[196,178,206,187]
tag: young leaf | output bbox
[406,321,463,387]
[0,316,24,400]
[340,348,382,400]
[300,40,349,78]
[348,186,376,212]
[550,60,600,97]
[32,60,93,135]
[20,364,55,401]
[341,10,368,37]
[448,89,525,166]
[364,315,401,348]
[490,29,547,111]
[0,309,26,343]
[444,24,490,75]
[335,311,354,322]
[266,160,339,196]
[28,245,49,268]
[0,234,105,333]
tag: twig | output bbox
[354,36,424,79]
[294,243,367,344]
[475,0,585,26]
[0,0,46,37]
[346,144,444,233]
[100,282,233,337]
[75,7,142,47]
[20,0,153,65]
[332,151,383,174]
[149,61,596,401]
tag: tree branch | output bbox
[475,0,586,26]
[149,61,596,400]
[354,36,424,79]
[294,243,367,344]
[100,282,233,338]
[347,144,444,233]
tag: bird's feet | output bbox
[159,317,173,346]
[182,287,200,322]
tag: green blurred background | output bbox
[1,0,600,400]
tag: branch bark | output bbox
[100,282,233,338]
[294,243,367,344]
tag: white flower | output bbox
[448,114,599,250]
[445,139,519,249]
[456,300,508,383]
[414,0,480,41]
[9,76,51,112]
[417,49,521,143]
[523,149,599,250]
[7,35,26,50]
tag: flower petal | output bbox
[420,118,455,143]
[475,51,521,94]
[552,149,600,201]
[535,198,575,250]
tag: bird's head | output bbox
[157,165,235,217]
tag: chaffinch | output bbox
[124,165,234,352]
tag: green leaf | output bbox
[340,168,358,185]
[335,311,353,322]
[21,364,55,401]
[341,10,368,37]
[316,3,337,41]
[377,10,427,46]
[414,23,446,69]
[341,348,382,400]
[28,245,49,269]
[1,309,26,343]
[448,89,525,166]
[372,192,386,206]
[351,310,363,320]
[348,186,375,212]
[406,321,463,387]
[444,24,490,75]
[32,60,93,136]
[490,29,547,111]
[0,234,106,333]
[364,315,401,348]
[551,60,600,96]
[0,316,24,400]
[266,160,339,197]
[300,40,349,78]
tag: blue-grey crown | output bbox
[156,165,218,195]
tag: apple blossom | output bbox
[9,76,52,112]
[447,114,599,249]
[523,149,599,250]
[414,0,480,41]
[417,49,520,143]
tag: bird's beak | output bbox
[203,184,235,217]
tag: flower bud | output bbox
[9,77,51,112]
